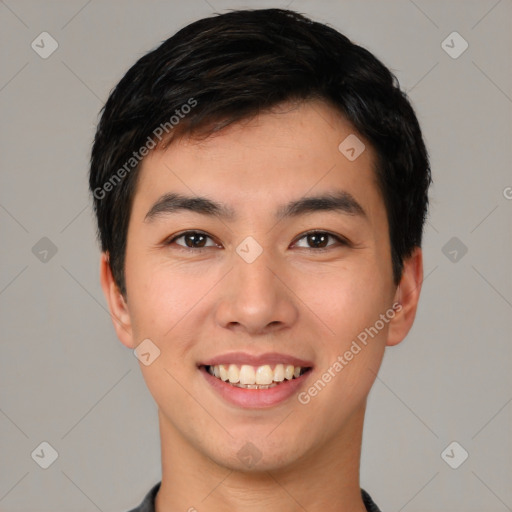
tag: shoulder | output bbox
[125,481,161,512]
[361,488,383,512]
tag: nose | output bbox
[214,246,299,336]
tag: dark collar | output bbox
[128,481,383,512]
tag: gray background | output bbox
[1,0,511,511]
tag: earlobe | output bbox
[99,252,135,348]
[386,247,423,347]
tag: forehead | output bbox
[132,99,385,226]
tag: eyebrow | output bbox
[144,190,366,223]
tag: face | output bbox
[104,99,416,473]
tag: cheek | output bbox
[302,269,390,402]
[319,269,392,397]
[125,248,178,322]
[303,263,391,345]
[125,256,211,358]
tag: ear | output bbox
[386,247,423,347]
[99,252,135,349]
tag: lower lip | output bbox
[199,366,312,409]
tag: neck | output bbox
[155,405,368,512]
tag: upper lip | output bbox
[200,352,314,368]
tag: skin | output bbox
[100,99,423,512]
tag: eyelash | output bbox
[163,230,350,253]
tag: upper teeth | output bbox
[208,364,304,384]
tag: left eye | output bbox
[165,230,348,251]
[293,231,347,250]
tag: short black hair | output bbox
[89,8,431,298]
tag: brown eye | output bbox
[166,231,218,250]
[294,231,348,251]
[164,229,349,253]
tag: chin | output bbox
[203,433,310,474]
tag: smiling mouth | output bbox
[202,363,312,389]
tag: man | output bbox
[89,8,431,511]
